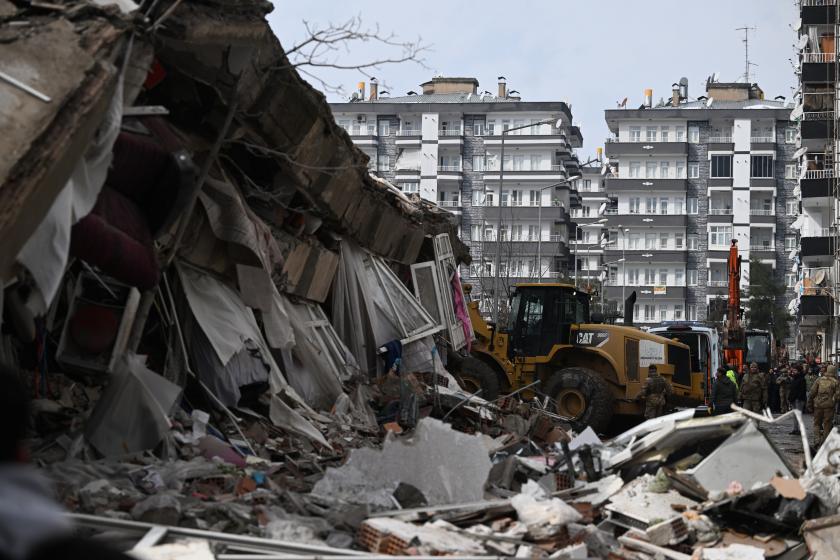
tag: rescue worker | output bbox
[712,366,739,415]
[758,366,771,409]
[807,364,840,447]
[726,367,739,392]
[640,364,671,419]
[806,365,821,397]
[740,362,765,413]
[777,367,792,413]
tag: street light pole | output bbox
[492,117,562,323]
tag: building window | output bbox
[629,161,641,178]
[644,304,655,321]
[687,197,698,214]
[582,179,592,191]
[785,163,797,179]
[629,197,641,214]
[628,269,639,284]
[645,233,656,250]
[629,233,640,249]
[676,127,685,142]
[645,197,657,214]
[688,269,698,286]
[630,126,641,142]
[688,162,700,179]
[660,127,670,142]
[659,306,668,322]
[472,155,486,171]
[785,235,797,251]
[674,304,684,320]
[473,122,485,136]
[750,155,774,178]
[646,126,657,142]
[687,304,697,321]
[675,269,684,285]
[786,200,798,215]
[786,273,796,287]
[660,161,671,179]
[785,128,796,143]
[711,155,732,178]
[710,225,732,247]
[646,161,658,179]
[470,225,482,241]
[399,182,419,193]
[675,233,685,249]
[487,122,495,136]
[674,198,684,215]
[378,120,390,136]
[688,125,700,143]
[659,198,669,215]
[659,233,669,249]
[687,234,699,250]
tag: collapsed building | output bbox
[5,1,840,560]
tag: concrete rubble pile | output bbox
[6,1,840,559]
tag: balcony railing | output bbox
[750,209,774,216]
[397,129,421,136]
[749,244,775,251]
[549,235,566,242]
[603,208,619,215]
[709,136,733,143]
[750,136,774,143]
[803,227,832,237]
[803,169,835,179]
[376,163,390,171]
[802,52,836,63]
[438,129,463,136]
[803,111,834,121]
[348,126,377,136]
[708,280,728,287]
[709,208,733,215]
[438,200,461,208]
[802,0,836,6]
[437,165,463,172]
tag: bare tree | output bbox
[281,15,431,96]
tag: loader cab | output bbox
[508,283,590,358]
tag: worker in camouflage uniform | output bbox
[777,367,792,413]
[740,362,765,413]
[807,364,840,447]
[640,364,671,419]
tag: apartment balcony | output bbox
[604,285,687,299]
[606,178,688,191]
[748,243,775,253]
[750,136,776,150]
[708,280,728,288]
[438,128,464,145]
[803,168,834,179]
[801,234,836,258]
[347,125,378,145]
[603,214,688,227]
[438,200,462,209]
[604,139,688,157]
[437,165,463,180]
[395,128,422,145]
[749,209,774,216]
[482,130,571,148]
[802,52,837,83]
[708,136,734,151]
[801,111,834,139]
[708,208,733,223]
[603,249,688,263]
[801,0,836,25]
[483,164,570,182]
[801,175,833,205]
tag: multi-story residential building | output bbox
[793,0,840,360]
[601,79,796,335]
[330,77,583,313]
[571,162,611,304]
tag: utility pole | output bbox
[736,25,757,83]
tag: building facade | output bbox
[600,80,797,337]
[793,0,840,360]
[330,77,583,314]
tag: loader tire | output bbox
[544,367,614,433]
[457,357,500,401]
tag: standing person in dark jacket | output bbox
[712,366,739,415]
[789,365,808,435]
[768,368,781,412]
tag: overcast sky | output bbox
[268,0,798,157]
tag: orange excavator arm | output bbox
[723,239,744,371]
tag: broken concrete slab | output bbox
[358,517,486,555]
[684,421,794,495]
[511,492,581,540]
[700,543,765,560]
[809,427,840,477]
[804,513,840,559]
[311,418,491,508]
[604,474,698,529]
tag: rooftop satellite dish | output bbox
[790,104,804,121]
[793,146,808,160]
[793,262,799,273]
[706,97,714,108]
[712,72,719,82]
[601,164,609,176]
[797,35,809,50]
[794,18,802,32]
[598,202,607,215]
[788,299,797,312]
[789,248,798,260]
[599,271,606,282]
[815,269,827,285]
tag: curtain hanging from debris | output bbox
[331,240,441,377]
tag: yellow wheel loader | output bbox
[455,283,703,432]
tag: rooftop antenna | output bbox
[736,25,758,83]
